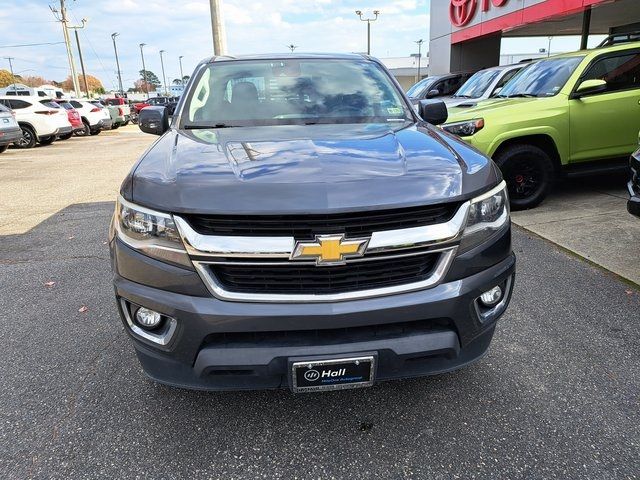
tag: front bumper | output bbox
[111,229,515,391]
[0,126,22,146]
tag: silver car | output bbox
[443,64,525,109]
[0,103,22,153]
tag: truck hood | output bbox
[129,123,497,215]
[447,97,541,122]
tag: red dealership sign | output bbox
[449,0,508,27]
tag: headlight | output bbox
[442,118,484,137]
[112,196,191,267]
[459,181,509,252]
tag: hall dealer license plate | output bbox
[291,356,376,393]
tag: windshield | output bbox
[498,56,584,98]
[183,59,411,128]
[454,69,500,98]
[406,77,436,98]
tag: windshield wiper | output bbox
[185,123,238,129]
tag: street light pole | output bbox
[139,43,149,99]
[355,9,380,55]
[159,50,168,96]
[547,36,553,57]
[415,39,424,83]
[111,32,124,95]
[179,55,185,86]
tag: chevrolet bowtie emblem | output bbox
[291,235,370,265]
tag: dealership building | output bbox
[429,0,640,74]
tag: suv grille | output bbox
[184,203,459,238]
[209,253,439,294]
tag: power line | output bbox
[0,41,65,49]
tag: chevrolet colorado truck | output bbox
[109,53,515,392]
[444,40,640,210]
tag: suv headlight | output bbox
[111,196,191,267]
[459,181,509,252]
[442,118,484,137]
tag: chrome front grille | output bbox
[174,202,470,303]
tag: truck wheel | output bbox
[89,128,101,136]
[39,136,55,146]
[495,144,554,210]
[0,145,8,153]
[15,125,37,149]
[75,120,90,137]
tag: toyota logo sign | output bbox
[449,0,509,27]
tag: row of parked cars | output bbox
[0,96,132,151]
[407,35,640,211]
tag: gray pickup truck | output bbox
[109,53,515,392]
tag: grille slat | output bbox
[210,254,439,294]
[185,203,459,238]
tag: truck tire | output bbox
[495,144,554,210]
[39,136,55,146]
[123,120,130,126]
[58,133,73,140]
[0,145,8,153]
[89,128,101,136]
[15,125,37,149]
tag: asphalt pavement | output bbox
[1,203,638,479]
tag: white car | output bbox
[0,96,72,148]
[443,63,525,109]
[68,99,112,136]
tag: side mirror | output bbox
[138,106,169,135]
[492,87,503,97]
[574,79,607,98]
[426,89,440,99]
[418,100,448,126]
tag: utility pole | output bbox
[355,10,380,55]
[547,36,553,57]
[73,30,90,97]
[209,0,228,55]
[415,39,424,83]
[4,57,16,93]
[139,43,149,99]
[179,55,185,86]
[159,50,168,96]
[111,32,124,95]
[50,1,81,96]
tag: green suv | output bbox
[443,41,640,209]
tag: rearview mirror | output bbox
[139,106,169,135]
[418,100,448,126]
[426,89,440,99]
[574,79,607,98]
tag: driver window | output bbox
[582,53,640,94]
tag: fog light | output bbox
[135,307,162,329]
[480,286,502,307]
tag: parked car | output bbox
[443,40,640,209]
[628,136,640,218]
[134,96,180,115]
[406,72,474,104]
[91,100,124,129]
[0,96,71,148]
[443,64,525,109]
[0,103,22,153]
[68,99,112,136]
[104,97,131,125]
[110,53,515,392]
[52,101,83,139]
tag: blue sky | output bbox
[0,0,601,91]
